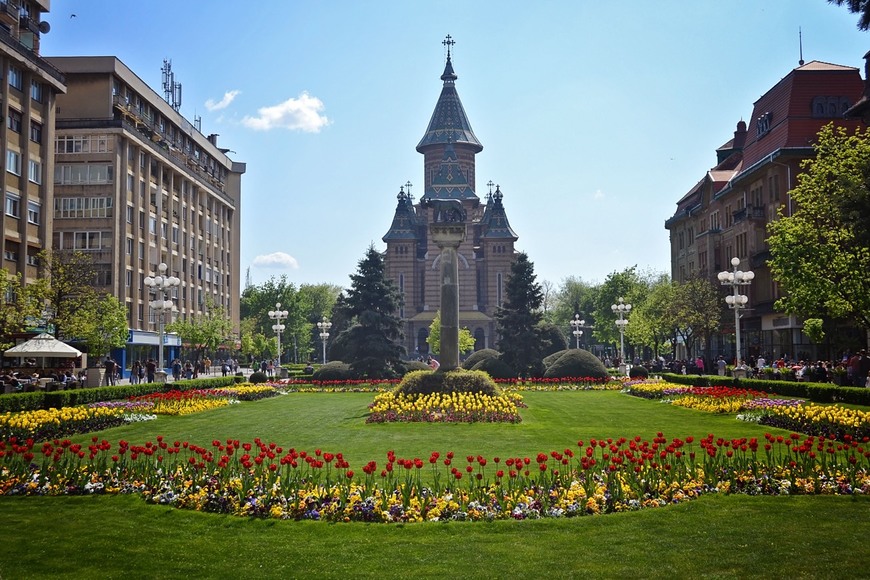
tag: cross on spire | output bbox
[487,180,494,194]
[443,34,455,59]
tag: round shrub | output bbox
[461,348,500,370]
[629,365,649,379]
[401,360,432,374]
[471,356,517,379]
[542,349,608,380]
[311,361,352,381]
[542,349,569,370]
[249,371,269,384]
[396,368,501,397]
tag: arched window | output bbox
[474,328,486,351]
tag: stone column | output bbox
[430,222,466,371]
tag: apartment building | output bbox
[665,60,863,361]
[46,56,245,369]
[0,0,65,285]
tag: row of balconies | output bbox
[112,95,227,192]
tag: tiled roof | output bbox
[416,56,483,153]
[480,187,518,240]
[796,60,859,72]
[382,188,421,241]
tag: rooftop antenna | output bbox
[798,27,804,66]
[194,114,202,133]
[161,59,183,111]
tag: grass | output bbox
[2,390,869,579]
[63,391,789,463]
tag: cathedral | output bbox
[382,38,519,357]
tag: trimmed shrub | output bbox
[629,366,649,379]
[471,356,516,379]
[542,349,568,370]
[312,361,353,382]
[543,349,608,380]
[248,371,268,384]
[401,361,432,374]
[461,349,500,370]
[396,368,501,397]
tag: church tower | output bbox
[383,36,518,357]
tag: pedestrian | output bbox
[717,356,726,376]
[103,357,116,386]
[131,360,141,385]
[145,359,156,383]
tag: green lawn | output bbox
[2,391,869,579]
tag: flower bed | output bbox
[127,390,231,416]
[754,402,870,441]
[367,391,525,423]
[1,432,867,523]
[0,406,133,441]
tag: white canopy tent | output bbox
[4,333,83,360]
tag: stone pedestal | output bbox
[155,370,168,383]
[430,222,467,371]
[86,368,103,388]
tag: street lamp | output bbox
[317,316,332,364]
[718,257,754,370]
[144,262,180,380]
[268,303,288,366]
[611,297,631,373]
[570,314,585,349]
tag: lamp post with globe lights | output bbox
[718,257,754,373]
[268,303,288,366]
[317,316,332,364]
[611,297,631,374]
[144,263,180,381]
[570,314,585,349]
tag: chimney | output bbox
[207,133,219,146]
[733,120,748,150]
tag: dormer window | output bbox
[756,112,772,137]
[811,96,852,118]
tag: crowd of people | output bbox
[627,349,870,386]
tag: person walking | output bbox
[717,356,727,376]
[145,358,156,383]
[103,357,116,386]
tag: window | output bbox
[54,164,114,184]
[6,151,21,176]
[27,201,40,225]
[53,197,114,218]
[756,112,772,137]
[58,231,111,251]
[126,238,133,255]
[31,80,43,102]
[149,215,157,234]
[710,211,721,231]
[126,205,133,223]
[126,270,132,288]
[30,122,42,144]
[769,174,781,202]
[28,160,41,184]
[736,232,747,258]
[8,109,22,133]
[138,241,144,263]
[5,192,20,218]
[55,135,109,154]
[8,66,22,90]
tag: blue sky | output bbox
[42,1,868,290]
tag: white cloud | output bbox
[592,189,605,200]
[241,92,330,132]
[252,252,299,270]
[205,90,241,112]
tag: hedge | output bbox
[0,376,238,413]
[657,373,870,405]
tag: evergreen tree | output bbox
[335,245,405,377]
[495,252,544,377]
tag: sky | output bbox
[41,1,868,292]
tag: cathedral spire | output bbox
[417,35,482,154]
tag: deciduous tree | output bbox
[767,124,870,334]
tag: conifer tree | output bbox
[335,245,405,377]
[495,252,544,377]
